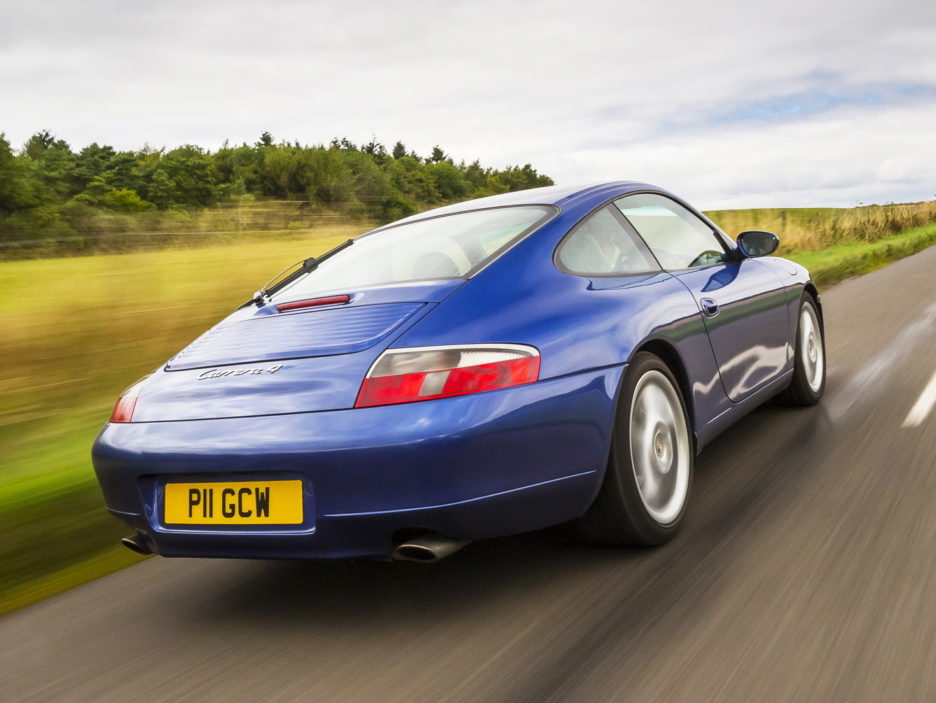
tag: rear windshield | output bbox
[271,205,554,300]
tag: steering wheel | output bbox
[687,250,724,268]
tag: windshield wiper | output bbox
[249,239,354,307]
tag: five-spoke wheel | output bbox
[776,294,826,406]
[578,352,693,546]
[629,370,691,526]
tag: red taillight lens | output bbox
[109,377,149,423]
[355,345,540,408]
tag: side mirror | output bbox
[737,230,779,258]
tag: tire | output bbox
[578,352,694,546]
[774,294,826,406]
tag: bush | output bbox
[106,189,153,213]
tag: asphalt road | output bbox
[4,246,936,702]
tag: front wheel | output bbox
[578,352,693,546]
[775,294,825,406]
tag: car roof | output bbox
[385,181,659,226]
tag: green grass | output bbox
[785,222,936,286]
[2,214,935,616]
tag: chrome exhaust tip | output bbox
[120,534,153,555]
[392,534,468,562]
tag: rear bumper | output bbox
[92,366,624,559]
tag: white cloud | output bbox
[550,102,936,208]
[1,0,935,207]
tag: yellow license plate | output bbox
[164,480,304,525]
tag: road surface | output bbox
[3,246,936,702]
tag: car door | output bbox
[614,193,789,402]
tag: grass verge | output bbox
[785,222,936,286]
[0,546,144,618]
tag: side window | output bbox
[614,194,727,270]
[556,206,659,276]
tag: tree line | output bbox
[0,130,554,253]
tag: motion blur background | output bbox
[2,1,936,700]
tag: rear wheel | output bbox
[775,295,825,406]
[578,352,693,546]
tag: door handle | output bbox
[700,297,720,318]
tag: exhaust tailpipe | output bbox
[393,534,468,562]
[120,534,153,555]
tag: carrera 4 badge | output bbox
[196,364,284,381]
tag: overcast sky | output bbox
[2,0,935,208]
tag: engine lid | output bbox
[166,302,424,371]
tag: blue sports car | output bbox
[92,182,825,562]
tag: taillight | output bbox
[109,377,149,423]
[355,344,540,408]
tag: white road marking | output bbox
[902,369,936,428]
[828,300,936,421]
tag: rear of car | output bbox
[92,202,613,559]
